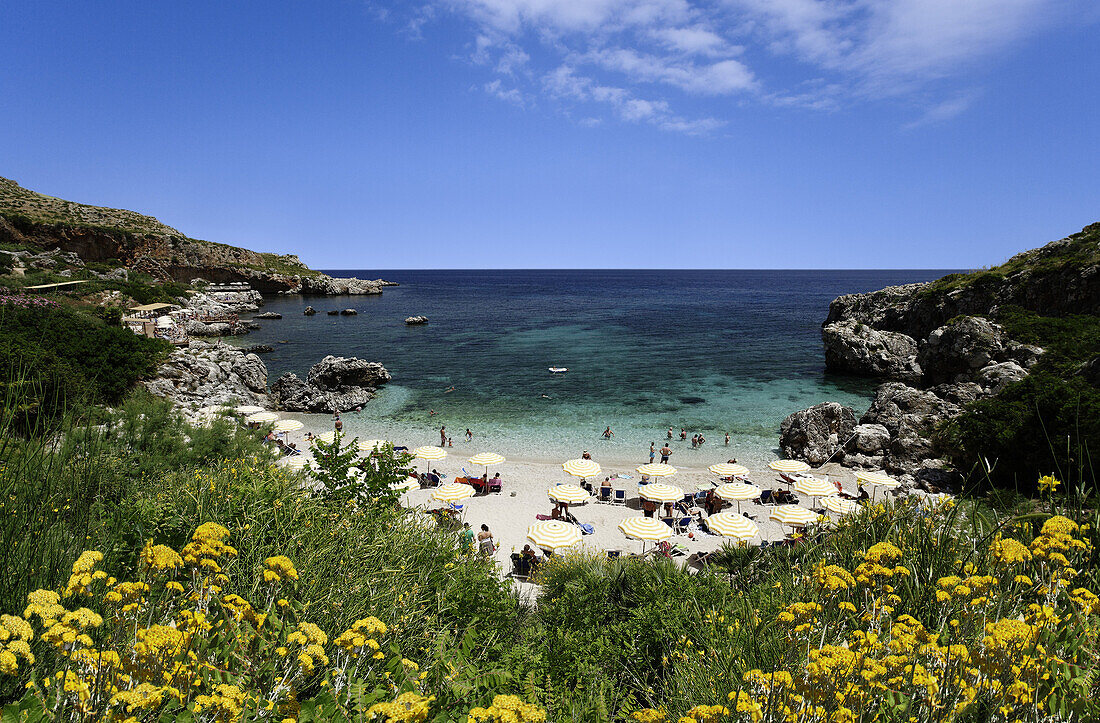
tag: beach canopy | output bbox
[715,483,761,501]
[468,452,506,467]
[705,512,759,541]
[562,459,601,478]
[547,484,591,505]
[636,462,676,477]
[708,462,750,477]
[769,505,820,527]
[856,470,899,488]
[793,477,837,499]
[358,439,388,453]
[527,521,583,552]
[431,483,475,503]
[391,476,420,493]
[283,455,313,470]
[413,446,448,461]
[638,483,685,503]
[246,412,280,424]
[273,419,304,434]
[618,516,672,542]
[316,430,341,445]
[769,459,811,474]
[235,405,264,415]
[822,496,861,516]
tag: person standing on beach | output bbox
[477,524,495,555]
[440,425,447,446]
[649,443,656,464]
[659,444,672,463]
[461,522,474,553]
[465,428,472,442]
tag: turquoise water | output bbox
[231,270,950,467]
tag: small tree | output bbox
[309,434,413,507]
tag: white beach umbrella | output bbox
[391,476,420,493]
[562,459,601,479]
[769,505,820,528]
[856,470,899,500]
[793,477,837,507]
[358,439,388,453]
[283,455,313,470]
[468,452,506,467]
[636,462,677,478]
[769,459,811,475]
[548,484,591,505]
[273,419,304,434]
[247,412,280,424]
[714,483,762,513]
[708,462,750,478]
[822,496,860,516]
[413,446,448,461]
[431,483,475,504]
[235,405,264,415]
[705,512,759,541]
[638,483,685,504]
[618,516,672,554]
[527,521,583,553]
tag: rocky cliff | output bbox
[781,222,1100,490]
[0,176,392,295]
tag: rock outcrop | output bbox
[188,290,264,316]
[303,306,317,316]
[405,316,428,325]
[822,320,921,382]
[254,312,282,319]
[271,356,391,413]
[143,341,268,408]
[340,309,357,316]
[779,402,857,466]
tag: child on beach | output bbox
[649,443,655,463]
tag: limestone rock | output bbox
[303,306,317,316]
[340,309,358,316]
[254,312,282,319]
[326,310,339,316]
[860,383,959,475]
[918,316,1008,385]
[244,344,274,354]
[306,356,391,390]
[977,361,1029,394]
[405,315,429,325]
[779,402,857,466]
[271,356,391,413]
[822,319,921,381]
[188,290,264,316]
[850,423,891,454]
[142,341,269,408]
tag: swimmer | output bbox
[540,394,552,399]
[444,386,456,393]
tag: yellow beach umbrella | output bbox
[316,430,341,445]
[769,505,820,528]
[431,483,475,503]
[638,483,685,504]
[358,439,388,453]
[468,452,506,467]
[708,462,750,477]
[822,496,860,516]
[715,482,761,513]
[392,476,420,493]
[273,419,304,434]
[793,477,837,505]
[247,411,279,424]
[562,459,601,479]
[527,521,583,552]
[283,455,312,470]
[636,462,677,477]
[769,459,811,474]
[706,512,759,541]
[548,484,591,505]
[414,446,448,461]
[856,470,899,500]
[235,405,264,415]
[618,516,672,542]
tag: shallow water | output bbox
[229,270,949,468]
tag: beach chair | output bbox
[757,489,774,505]
[486,478,503,494]
[598,486,612,503]
[694,490,707,503]
[509,553,530,579]
[612,489,626,505]
[607,550,621,559]
[675,516,693,534]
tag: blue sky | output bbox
[1,0,1097,269]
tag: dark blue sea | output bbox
[231,270,951,466]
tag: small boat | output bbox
[548,367,568,374]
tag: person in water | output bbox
[581,450,592,460]
[724,432,730,445]
[667,427,674,439]
[465,428,472,442]
[680,428,687,440]
[445,386,456,393]
[440,425,447,446]
[603,426,614,439]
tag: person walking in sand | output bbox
[440,425,447,446]
[660,444,672,463]
[649,442,656,464]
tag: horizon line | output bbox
[316,267,966,273]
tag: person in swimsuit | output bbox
[465,428,472,442]
[440,426,447,446]
[660,445,672,463]
[603,426,613,439]
[724,432,730,445]
[477,524,495,555]
[667,427,673,439]
[649,443,656,463]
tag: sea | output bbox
[228,270,951,469]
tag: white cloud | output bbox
[412,0,1084,131]
[902,93,976,129]
[484,79,526,106]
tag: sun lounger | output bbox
[612,489,626,505]
[675,516,693,534]
[598,486,612,503]
[607,550,622,559]
[510,553,530,579]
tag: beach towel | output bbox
[535,514,553,521]
[579,523,595,535]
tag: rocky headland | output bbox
[271,356,392,413]
[781,222,1100,490]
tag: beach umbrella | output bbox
[548,484,591,505]
[856,470,899,500]
[391,476,419,493]
[413,445,448,480]
[769,459,811,475]
[468,452,505,478]
[769,505,820,528]
[527,521,582,553]
[316,430,342,445]
[638,483,686,504]
[618,516,672,554]
[235,405,264,415]
[636,462,677,478]
[283,455,312,470]
[714,483,761,513]
[793,477,837,507]
[705,512,759,541]
[822,496,860,516]
[562,459,601,479]
[273,419,304,434]
[358,439,388,453]
[431,483,475,504]
[247,412,279,424]
[708,462,750,478]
